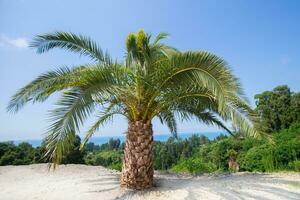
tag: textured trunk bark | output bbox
[121,120,154,189]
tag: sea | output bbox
[11,132,225,148]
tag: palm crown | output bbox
[8,30,260,165]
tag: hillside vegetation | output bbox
[1,85,300,174]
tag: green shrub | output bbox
[206,138,243,170]
[171,157,217,174]
[0,151,18,165]
[153,135,208,170]
[84,150,123,170]
[227,149,238,159]
[108,162,122,171]
[294,161,300,172]
[0,142,36,165]
[288,160,300,172]
[262,153,275,172]
[241,144,274,172]
[1,121,300,174]
[272,124,300,168]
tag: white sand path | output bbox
[0,164,299,200]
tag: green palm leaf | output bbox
[31,32,111,63]
[8,29,265,166]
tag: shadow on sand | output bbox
[82,172,300,200]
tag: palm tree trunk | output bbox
[121,120,154,189]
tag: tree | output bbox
[291,93,300,123]
[38,135,85,164]
[8,30,259,189]
[0,142,15,158]
[0,142,35,165]
[85,142,100,153]
[255,85,300,132]
[0,142,17,165]
[61,135,85,164]
[107,138,121,150]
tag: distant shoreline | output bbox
[3,132,226,147]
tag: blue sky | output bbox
[1,0,300,141]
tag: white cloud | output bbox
[0,34,29,48]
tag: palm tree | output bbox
[8,30,260,189]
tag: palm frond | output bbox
[31,32,111,63]
[7,66,88,113]
[80,102,125,149]
[153,32,169,44]
[44,89,96,166]
[164,52,244,111]
[158,110,178,138]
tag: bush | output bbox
[288,161,300,172]
[227,149,238,159]
[1,123,300,174]
[153,135,209,170]
[84,150,123,171]
[272,124,300,168]
[0,151,18,165]
[172,157,217,174]
[61,135,86,164]
[241,144,274,172]
[0,142,35,165]
[206,138,243,170]
[109,162,122,171]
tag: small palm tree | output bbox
[8,30,260,189]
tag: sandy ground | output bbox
[0,164,299,200]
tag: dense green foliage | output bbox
[0,135,85,166]
[60,135,86,164]
[173,123,300,174]
[255,85,300,133]
[0,125,299,173]
[2,85,300,174]
[85,150,123,171]
[84,139,123,171]
[153,135,210,170]
[172,158,217,174]
[0,142,41,165]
